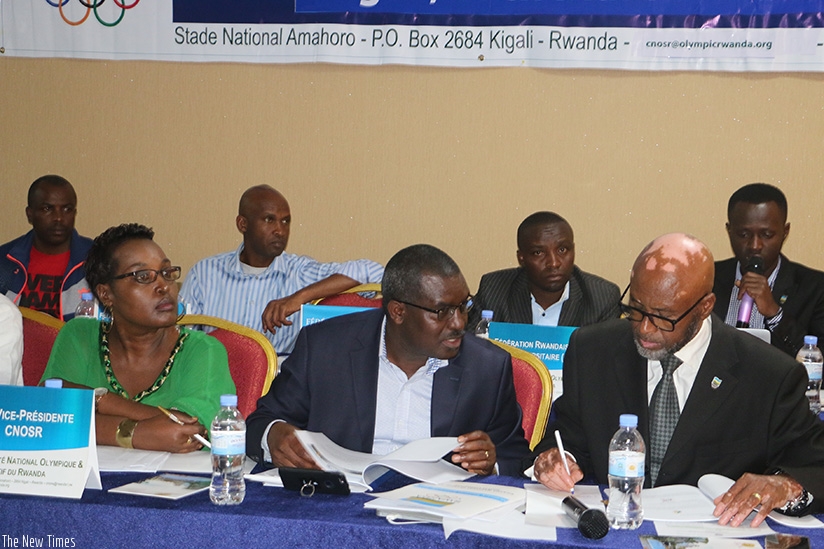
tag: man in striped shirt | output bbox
[180,185,383,355]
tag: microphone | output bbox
[562,495,609,539]
[736,255,765,328]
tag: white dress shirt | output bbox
[646,316,712,411]
[531,281,570,327]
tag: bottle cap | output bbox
[804,335,818,346]
[481,310,494,320]
[81,292,93,301]
[619,414,638,428]
[220,394,238,407]
[44,379,63,388]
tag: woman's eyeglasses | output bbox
[112,267,182,285]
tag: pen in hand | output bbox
[554,430,574,495]
[157,406,211,448]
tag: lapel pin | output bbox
[711,377,722,390]
[780,295,788,305]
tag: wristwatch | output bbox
[93,387,109,412]
[768,468,814,516]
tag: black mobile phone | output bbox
[279,467,350,496]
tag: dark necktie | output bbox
[648,353,683,487]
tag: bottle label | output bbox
[211,430,246,456]
[608,450,645,477]
[803,361,823,381]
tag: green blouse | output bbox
[41,318,236,428]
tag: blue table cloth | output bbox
[1,472,822,548]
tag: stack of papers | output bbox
[98,447,211,473]
[97,446,255,475]
[365,481,525,523]
[365,481,560,541]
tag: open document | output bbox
[294,431,473,491]
[645,474,823,530]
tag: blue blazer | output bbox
[247,309,530,477]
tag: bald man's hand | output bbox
[533,448,583,492]
[714,472,803,527]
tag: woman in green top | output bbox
[42,223,235,452]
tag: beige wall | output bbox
[1,57,823,291]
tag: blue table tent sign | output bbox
[488,322,576,402]
[0,385,101,498]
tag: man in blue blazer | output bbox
[247,244,529,477]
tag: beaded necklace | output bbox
[100,322,188,402]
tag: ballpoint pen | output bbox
[555,430,574,495]
[157,405,211,448]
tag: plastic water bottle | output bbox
[796,335,823,415]
[607,414,645,529]
[75,292,96,318]
[210,394,246,505]
[474,310,493,339]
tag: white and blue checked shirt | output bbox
[179,244,383,354]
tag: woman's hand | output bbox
[131,413,207,453]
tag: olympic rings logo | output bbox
[45,0,141,27]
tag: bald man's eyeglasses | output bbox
[395,295,474,321]
[619,284,708,332]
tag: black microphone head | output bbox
[745,255,765,275]
[562,496,610,539]
[578,508,610,540]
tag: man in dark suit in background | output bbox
[469,211,620,330]
[528,233,824,526]
[247,244,529,477]
[713,183,824,357]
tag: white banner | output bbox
[3,0,824,71]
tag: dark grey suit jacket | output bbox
[713,256,824,357]
[526,316,824,512]
[469,266,620,330]
[247,309,530,477]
